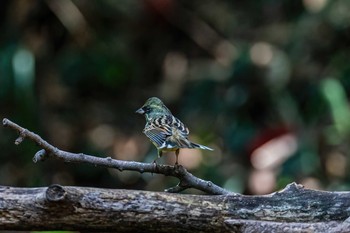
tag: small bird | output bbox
[136,97,213,165]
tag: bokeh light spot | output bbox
[303,0,328,13]
[250,42,273,67]
[325,151,347,178]
[248,170,276,194]
[251,134,298,170]
[88,124,116,150]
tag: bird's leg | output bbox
[175,149,180,166]
[153,150,162,163]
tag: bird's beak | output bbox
[135,107,145,115]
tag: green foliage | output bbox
[0,0,349,194]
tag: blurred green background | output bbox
[1,0,350,196]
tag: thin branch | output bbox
[2,118,232,195]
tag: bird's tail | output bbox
[190,142,214,151]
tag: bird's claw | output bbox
[174,162,180,170]
[152,160,159,173]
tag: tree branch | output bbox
[1,183,350,232]
[2,118,231,195]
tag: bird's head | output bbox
[136,97,171,119]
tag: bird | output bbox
[136,97,213,165]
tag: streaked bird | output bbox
[136,97,213,165]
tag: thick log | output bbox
[0,183,350,232]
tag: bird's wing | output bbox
[143,115,172,148]
[171,116,190,138]
[144,115,193,149]
[168,116,193,148]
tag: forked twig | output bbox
[2,118,232,195]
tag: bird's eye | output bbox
[143,106,150,113]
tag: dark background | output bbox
[1,0,350,195]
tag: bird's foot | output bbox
[174,162,181,170]
[152,160,159,173]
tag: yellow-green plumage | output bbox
[136,97,213,165]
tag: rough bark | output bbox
[1,183,350,232]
